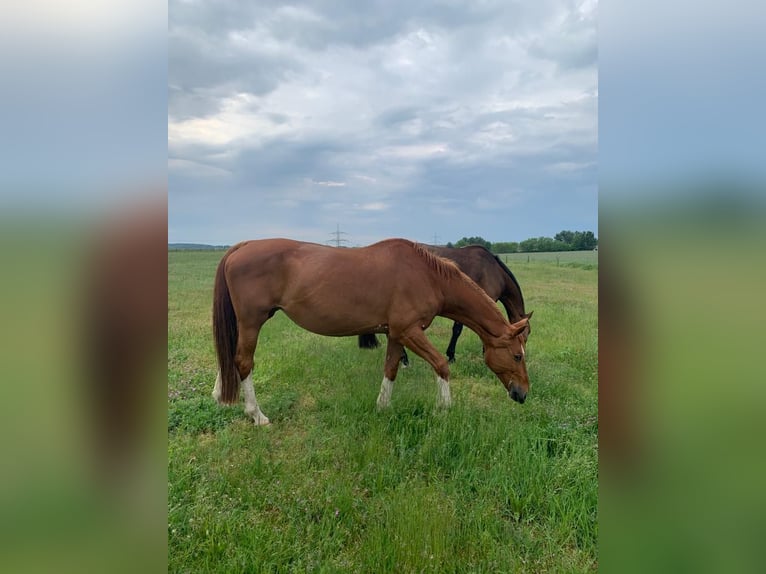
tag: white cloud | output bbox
[546,161,597,173]
[357,202,388,211]
[380,144,450,160]
[311,180,346,187]
[169,92,292,148]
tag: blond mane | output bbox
[411,243,506,321]
[412,242,462,279]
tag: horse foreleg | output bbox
[445,322,464,363]
[377,337,404,409]
[399,327,452,407]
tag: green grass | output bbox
[499,250,598,270]
[168,250,597,572]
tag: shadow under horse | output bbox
[211,238,531,424]
[359,244,532,364]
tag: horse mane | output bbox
[411,242,506,323]
[492,254,526,311]
[412,242,462,279]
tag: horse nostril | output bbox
[510,388,527,404]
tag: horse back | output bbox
[223,238,444,335]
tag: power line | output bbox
[327,223,350,247]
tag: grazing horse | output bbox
[211,238,531,424]
[359,244,532,363]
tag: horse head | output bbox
[483,316,531,404]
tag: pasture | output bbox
[500,249,598,268]
[168,249,598,572]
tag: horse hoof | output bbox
[247,411,270,425]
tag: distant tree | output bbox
[454,236,492,250]
[574,230,597,250]
[491,241,519,254]
[519,237,542,252]
[445,241,454,248]
[519,236,571,252]
[553,230,598,251]
[448,231,597,254]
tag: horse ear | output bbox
[509,317,529,338]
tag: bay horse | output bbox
[359,244,532,364]
[212,238,531,424]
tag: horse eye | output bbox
[514,354,523,362]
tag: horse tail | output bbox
[358,334,380,349]
[213,248,240,404]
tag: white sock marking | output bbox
[242,372,270,425]
[437,376,452,407]
[377,377,394,409]
[211,371,222,403]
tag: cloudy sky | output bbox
[168,0,597,246]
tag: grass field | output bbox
[499,250,598,268]
[168,250,598,573]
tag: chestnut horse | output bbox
[359,244,532,363]
[212,238,531,424]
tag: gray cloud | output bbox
[169,0,597,245]
[527,5,597,70]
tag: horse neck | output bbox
[500,274,526,321]
[441,275,509,344]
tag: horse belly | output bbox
[281,304,384,337]
[277,257,417,335]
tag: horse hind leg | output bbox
[212,371,223,402]
[445,322,464,363]
[242,373,269,425]
[211,368,269,425]
[236,322,270,425]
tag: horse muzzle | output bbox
[509,387,527,404]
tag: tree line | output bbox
[445,230,597,253]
